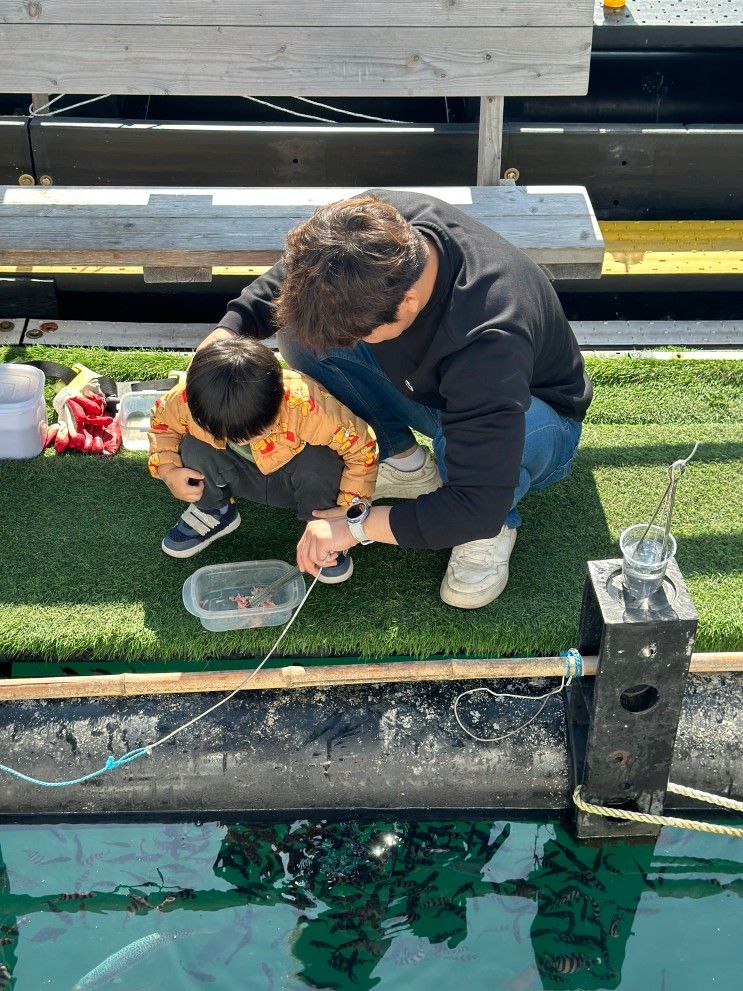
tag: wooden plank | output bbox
[0,1,595,28]
[0,25,593,97]
[582,350,743,359]
[142,265,212,283]
[24,320,210,348]
[0,652,740,702]
[476,95,504,184]
[0,184,600,218]
[0,221,603,267]
[30,320,742,350]
[571,321,743,347]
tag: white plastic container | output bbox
[0,363,47,458]
[119,390,167,451]
[182,560,306,632]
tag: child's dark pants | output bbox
[179,435,344,521]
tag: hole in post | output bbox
[620,684,659,713]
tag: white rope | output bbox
[240,95,334,123]
[573,786,743,838]
[453,650,582,744]
[28,94,112,118]
[295,97,412,124]
[666,782,743,813]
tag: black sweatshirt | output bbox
[217,189,592,550]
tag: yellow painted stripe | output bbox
[601,221,743,276]
[1,222,742,278]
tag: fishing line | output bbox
[453,648,583,743]
[28,93,113,117]
[0,559,331,787]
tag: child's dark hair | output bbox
[186,338,283,442]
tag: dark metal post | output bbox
[569,557,698,839]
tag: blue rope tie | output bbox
[560,648,583,679]
[0,747,150,788]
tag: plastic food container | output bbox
[182,559,306,632]
[119,390,167,451]
[0,363,47,458]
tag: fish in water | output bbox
[71,930,191,990]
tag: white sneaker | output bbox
[440,525,517,609]
[373,448,443,501]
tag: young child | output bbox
[147,337,378,583]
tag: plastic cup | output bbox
[620,524,676,601]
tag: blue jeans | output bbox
[278,332,582,531]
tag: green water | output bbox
[0,817,740,990]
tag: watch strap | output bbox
[347,515,374,545]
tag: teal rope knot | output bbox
[105,748,150,771]
[560,648,583,679]
[0,747,150,788]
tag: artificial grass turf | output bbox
[0,345,741,664]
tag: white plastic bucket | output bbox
[0,364,47,458]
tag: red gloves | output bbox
[45,382,121,456]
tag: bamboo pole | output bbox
[0,652,741,702]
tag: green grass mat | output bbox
[1,345,741,663]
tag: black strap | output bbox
[17,359,78,385]
[10,360,179,399]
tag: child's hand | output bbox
[159,466,205,502]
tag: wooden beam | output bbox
[21,319,743,351]
[477,96,504,184]
[0,1,595,28]
[142,266,212,283]
[0,652,741,702]
[0,25,593,97]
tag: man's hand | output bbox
[297,507,358,577]
[197,327,237,351]
[158,466,205,502]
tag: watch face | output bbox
[347,502,367,520]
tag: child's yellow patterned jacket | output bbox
[147,368,378,506]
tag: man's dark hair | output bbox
[275,194,427,352]
[186,338,283,442]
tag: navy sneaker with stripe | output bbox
[161,502,241,558]
[317,552,354,584]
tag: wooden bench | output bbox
[0,184,604,284]
[0,0,594,185]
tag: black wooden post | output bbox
[569,557,698,839]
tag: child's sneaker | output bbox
[317,552,354,584]
[161,503,241,558]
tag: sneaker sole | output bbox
[439,569,509,609]
[317,556,354,585]
[161,513,242,558]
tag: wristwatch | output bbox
[346,498,374,545]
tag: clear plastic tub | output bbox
[0,363,47,458]
[182,559,306,631]
[119,390,168,451]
